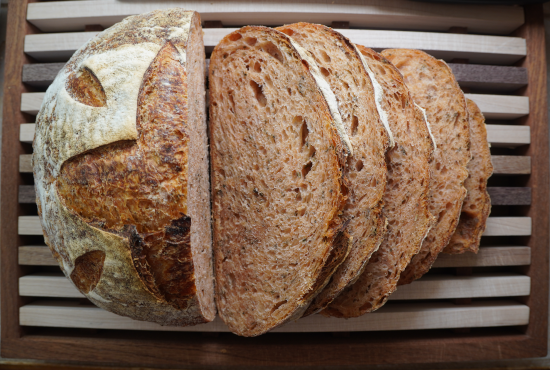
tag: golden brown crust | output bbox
[381,49,470,285]
[444,99,493,254]
[34,9,214,326]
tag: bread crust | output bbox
[444,99,493,254]
[209,26,350,336]
[33,9,214,326]
[324,46,434,317]
[381,49,471,285]
[275,23,390,316]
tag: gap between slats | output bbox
[26,0,524,35]
[19,245,531,268]
[16,216,533,236]
[19,299,529,332]
[23,29,527,64]
[20,92,530,120]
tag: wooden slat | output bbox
[464,94,529,120]
[20,92,530,121]
[19,154,32,174]
[19,123,35,144]
[488,187,531,205]
[18,246,54,266]
[449,63,528,92]
[18,272,530,301]
[20,300,529,332]
[433,246,531,268]
[17,215,532,236]
[21,62,529,94]
[486,124,530,147]
[24,29,527,64]
[18,245,531,268]
[26,0,524,35]
[18,185,35,204]
[492,155,531,175]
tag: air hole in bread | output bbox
[245,37,257,46]
[355,160,364,172]
[279,28,293,36]
[350,115,359,136]
[66,67,107,107]
[300,121,309,147]
[287,87,292,95]
[228,91,236,113]
[301,60,310,71]
[260,41,284,63]
[302,161,313,178]
[70,250,106,294]
[228,33,242,42]
[320,67,330,77]
[249,80,267,107]
[295,188,302,201]
[270,300,288,314]
[320,50,331,63]
[253,62,262,73]
[308,145,316,158]
[375,65,387,76]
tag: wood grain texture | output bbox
[15,216,531,236]
[19,299,529,333]
[17,245,531,268]
[18,273,530,301]
[21,61,529,94]
[24,29,526,64]
[18,185,35,204]
[464,94,529,120]
[449,63,528,92]
[26,0,524,34]
[491,155,531,175]
[18,246,55,266]
[487,187,531,205]
[432,246,531,267]
[19,154,32,173]
[486,124,530,147]
[19,123,34,143]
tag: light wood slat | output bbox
[19,154,32,174]
[19,121,530,148]
[21,62,529,94]
[486,124,530,147]
[18,273,531,301]
[464,94,529,120]
[20,123,35,144]
[26,0,524,35]
[20,92,529,121]
[491,155,531,175]
[24,29,526,64]
[19,246,55,266]
[19,245,531,268]
[17,215,532,236]
[20,300,529,332]
[433,246,531,268]
[483,217,531,236]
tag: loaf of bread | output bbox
[275,23,390,315]
[324,46,434,317]
[33,9,215,326]
[209,26,353,336]
[444,98,493,254]
[381,49,471,285]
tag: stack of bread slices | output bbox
[33,9,492,338]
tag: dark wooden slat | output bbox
[22,62,528,92]
[18,246,54,266]
[22,62,64,88]
[488,187,531,205]
[17,185,531,206]
[448,63,528,92]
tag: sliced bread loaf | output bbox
[381,49,471,285]
[444,98,493,254]
[324,46,434,317]
[275,23,390,315]
[209,26,352,336]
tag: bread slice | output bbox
[381,49,471,285]
[34,9,215,325]
[276,23,390,315]
[443,98,493,254]
[324,46,434,317]
[209,26,352,336]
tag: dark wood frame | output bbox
[1,1,548,366]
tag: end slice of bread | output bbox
[443,98,493,254]
[381,49,471,285]
[209,26,351,336]
[275,23,390,316]
[323,46,434,317]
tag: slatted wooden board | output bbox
[1,0,548,367]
